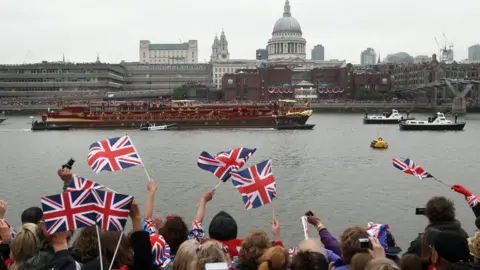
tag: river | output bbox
[1,113,479,249]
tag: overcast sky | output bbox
[1,0,478,64]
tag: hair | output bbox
[258,246,289,270]
[469,232,480,259]
[20,207,43,225]
[298,239,326,258]
[425,196,455,223]
[9,223,42,270]
[290,250,329,270]
[172,240,200,270]
[194,240,231,270]
[351,253,374,270]
[365,258,400,270]
[161,216,188,255]
[340,226,370,265]
[420,228,440,263]
[72,226,98,261]
[399,254,422,270]
[238,230,272,269]
[99,230,133,267]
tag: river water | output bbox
[1,113,480,249]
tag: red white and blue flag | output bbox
[231,159,276,209]
[392,158,434,179]
[88,135,143,173]
[197,147,256,182]
[66,175,104,192]
[41,190,97,234]
[150,233,171,266]
[366,223,389,249]
[91,190,133,231]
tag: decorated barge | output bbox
[39,100,312,129]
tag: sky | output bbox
[1,0,479,65]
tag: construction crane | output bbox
[434,33,454,62]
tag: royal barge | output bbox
[38,100,312,129]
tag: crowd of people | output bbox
[1,168,480,270]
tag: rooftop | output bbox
[149,43,189,51]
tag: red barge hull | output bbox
[44,115,310,129]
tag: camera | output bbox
[62,158,75,170]
[305,210,314,217]
[359,238,370,249]
[415,207,426,216]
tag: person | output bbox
[336,228,385,270]
[194,241,232,270]
[258,246,289,270]
[451,185,480,219]
[290,250,329,270]
[206,211,243,259]
[306,211,341,256]
[405,196,468,257]
[427,231,472,270]
[365,258,399,270]
[467,233,480,269]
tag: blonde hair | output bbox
[351,253,374,270]
[365,258,400,270]
[172,240,200,270]
[258,246,289,270]
[195,240,231,270]
[9,223,41,270]
[298,239,326,258]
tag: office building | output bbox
[311,45,325,60]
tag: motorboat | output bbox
[140,123,177,131]
[363,109,414,124]
[370,137,388,149]
[31,121,72,131]
[399,112,465,131]
[275,124,315,130]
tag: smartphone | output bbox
[415,208,426,215]
[233,256,239,269]
[205,263,229,270]
[359,238,370,249]
[305,210,314,217]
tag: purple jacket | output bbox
[324,247,340,262]
[319,229,342,256]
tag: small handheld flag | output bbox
[301,216,309,239]
[392,157,450,187]
[197,147,256,182]
[91,189,133,232]
[88,135,143,173]
[231,159,276,210]
[66,175,104,192]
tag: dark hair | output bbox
[21,207,43,225]
[340,226,370,265]
[161,216,188,255]
[399,254,422,270]
[291,251,329,270]
[425,196,455,223]
[99,230,133,267]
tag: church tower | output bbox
[210,34,219,61]
[210,30,230,62]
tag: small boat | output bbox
[31,121,72,131]
[140,123,177,131]
[363,109,414,124]
[399,112,465,131]
[370,137,388,149]
[0,118,6,124]
[275,124,315,130]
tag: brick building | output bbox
[222,66,293,101]
[310,66,354,98]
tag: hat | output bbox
[468,232,480,258]
[142,218,158,235]
[208,211,238,241]
[428,230,470,263]
[150,233,171,266]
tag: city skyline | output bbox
[1,0,479,64]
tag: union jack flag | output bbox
[188,220,204,242]
[150,233,171,266]
[467,195,480,208]
[366,223,389,249]
[0,219,16,241]
[41,190,97,234]
[197,147,256,182]
[66,175,104,192]
[88,135,143,173]
[288,246,298,256]
[142,218,158,234]
[231,159,276,210]
[91,190,133,231]
[392,158,434,179]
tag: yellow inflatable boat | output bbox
[370,137,388,149]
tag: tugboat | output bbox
[370,137,388,149]
[31,120,72,131]
[140,123,177,131]
[399,112,465,131]
[363,109,414,124]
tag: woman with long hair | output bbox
[9,223,41,270]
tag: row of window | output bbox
[3,69,124,76]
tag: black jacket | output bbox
[20,241,56,270]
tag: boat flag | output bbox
[88,135,143,173]
[231,159,276,209]
[197,147,256,182]
[392,157,434,179]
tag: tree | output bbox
[172,87,186,100]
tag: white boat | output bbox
[399,112,465,131]
[363,109,414,124]
[140,123,177,131]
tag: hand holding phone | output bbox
[359,238,371,249]
[305,210,314,217]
